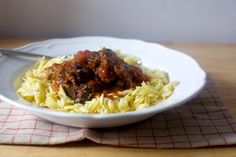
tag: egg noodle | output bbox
[17,51,178,114]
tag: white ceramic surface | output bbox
[0,37,206,128]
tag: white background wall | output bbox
[0,0,236,43]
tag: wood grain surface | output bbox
[0,38,236,157]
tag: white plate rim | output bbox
[0,36,207,119]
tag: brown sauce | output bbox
[45,48,150,103]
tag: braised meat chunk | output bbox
[45,48,150,103]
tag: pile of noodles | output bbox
[17,51,178,114]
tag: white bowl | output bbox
[0,36,206,128]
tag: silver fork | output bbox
[0,48,52,59]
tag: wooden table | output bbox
[0,39,236,157]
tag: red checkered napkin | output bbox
[1,78,236,148]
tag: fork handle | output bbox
[0,48,52,59]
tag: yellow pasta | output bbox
[17,51,178,114]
